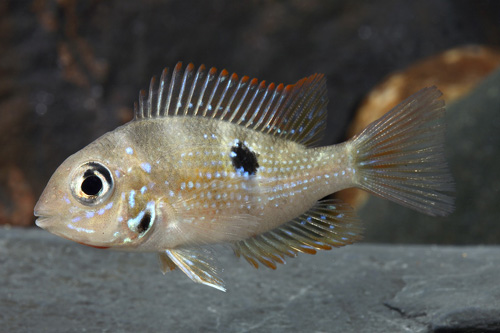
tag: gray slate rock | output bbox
[1,227,499,332]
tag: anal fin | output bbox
[164,247,226,292]
[232,199,363,269]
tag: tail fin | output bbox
[351,86,454,216]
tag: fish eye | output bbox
[71,162,114,206]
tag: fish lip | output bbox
[34,215,52,229]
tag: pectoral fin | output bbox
[164,247,226,292]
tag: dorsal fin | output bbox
[231,199,363,269]
[133,62,329,146]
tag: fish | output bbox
[34,62,454,291]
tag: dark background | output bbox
[1,0,499,243]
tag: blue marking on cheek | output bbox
[129,190,136,208]
[86,211,94,218]
[67,224,95,234]
[105,202,113,210]
[63,196,71,204]
[98,208,106,215]
[141,163,152,173]
[140,186,147,194]
[118,216,123,222]
[71,216,81,223]
[115,170,122,178]
[126,147,134,155]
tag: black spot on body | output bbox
[231,141,259,175]
[137,212,152,234]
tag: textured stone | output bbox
[1,227,499,332]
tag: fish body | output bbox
[35,63,454,291]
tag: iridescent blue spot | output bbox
[71,216,81,223]
[140,186,147,194]
[320,215,326,220]
[125,147,134,155]
[105,202,113,210]
[141,163,152,173]
[86,211,94,218]
[98,208,105,215]
[129,190,136,208]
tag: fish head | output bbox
[35,131,161,250]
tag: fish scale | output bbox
[35,62,453,291]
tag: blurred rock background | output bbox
[0,0,499,243]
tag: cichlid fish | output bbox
[34,62,454,291]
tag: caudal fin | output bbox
[351,86,454,216]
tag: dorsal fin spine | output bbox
[138,90,147,120]
[226,76,250,123]
[244,81,267,128]
[259,83,284,134]
[252,82,276,131]
[219,73,239,120]
[263,84,290,135]
[235,78,259,126]
[188,65,205,116]
[180,63,195,116]
[164,63,180,117]
[192,65,210,116]
[156,68,168,117]
[202,69,224,117]
[257,83,286,133]
[147,77,155,118]
[174,63,189,116]
[213,71,234,120]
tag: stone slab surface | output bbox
[1,227,499,332]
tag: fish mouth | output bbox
[34,214,56,230]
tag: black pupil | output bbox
[81,174,103,196]
[138,212,152,234]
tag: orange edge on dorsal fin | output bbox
[134,62,329,147]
